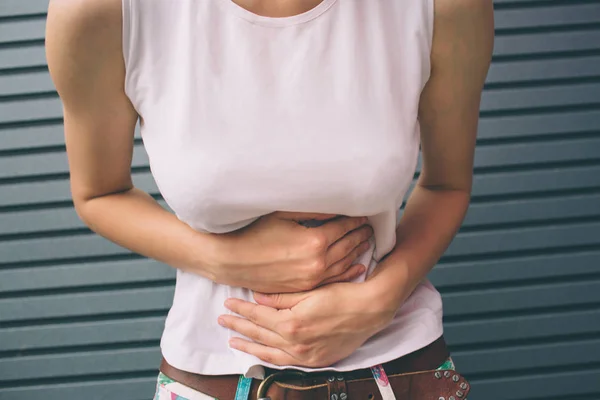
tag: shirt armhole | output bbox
[416,0,435,95]
[121,0,133,95]
[426,0,435,56]
[424,0,435,85]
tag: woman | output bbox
[46,0,493,398]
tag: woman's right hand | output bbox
[207,212,374,293]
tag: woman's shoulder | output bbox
[434,0,494,22]
[430,0,494,62]
[47,0,123,38]
[46,0,125,102]
[45,0,133,116]
[46,0,123,68]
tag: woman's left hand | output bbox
[218,280,399,368]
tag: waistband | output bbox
[158,335,469,399]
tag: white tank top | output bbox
[122,0,443,378]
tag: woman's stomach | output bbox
[159,239,444,378]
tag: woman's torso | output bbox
[122,0,443,378]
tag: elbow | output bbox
[71,188,128,232]
[73,197,97,232]
[71,181,133,225]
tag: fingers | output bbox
[319,263,366,286]
[272,211,340,221]
[228,337,299,366]
[321,239,369,282]
[318,216,372,247]
[324,224,373,267]
[253,291,310,309]
[219,315,287,348]
[224,298,289,332]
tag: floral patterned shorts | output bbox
[153,357,463,400]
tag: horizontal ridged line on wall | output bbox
[1,2,600,400]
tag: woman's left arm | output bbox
[219,0,495,367]
[366,0,495,314]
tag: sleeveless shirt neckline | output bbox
[217,0,338,27]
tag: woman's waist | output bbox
[159,334,451,399]
[161,282,443,376]
[166,272,441,327]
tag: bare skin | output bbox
[45,0,373,295]
[46,0,494,369]
[230,0,326,17]
[219,0,495,367]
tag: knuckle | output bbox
[260,353,275,364]
[227,318,239,330]
[326,264,343,279]
[307,232,328,252]
[308,258,326,275]
[248,308,259,323]
[337,272,353,283]
[233,341,247,352]
[338,219,354,236]
[351,243,365,258]
[339,254,353,268]
[282,320,301,338]
[338,237,353,254]
[349,217,362,230]
[304,229,326,253]
[299,279,317,291]
[292,343,311,356]
[349,235,363,251]
[271,294,285,306]
[348,216,365,230]
[306,356,324,368]
[253,328,263,343]
[337,267,352,280]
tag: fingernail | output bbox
[229,339,238,349]
[224,299,232,308]
[218,317,226,326]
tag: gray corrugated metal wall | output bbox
[1,0,599,399]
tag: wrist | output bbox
[364,260,412,321]
[188,230,229,283]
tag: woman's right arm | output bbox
[46,0,373,293]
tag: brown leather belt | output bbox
[159,335,471,399]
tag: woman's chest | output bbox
[141,87,420,232]
[131,8,425,231]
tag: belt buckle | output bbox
[257,370,307,400]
